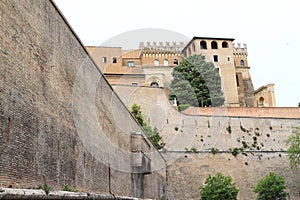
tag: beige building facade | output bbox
[86,37,276,107]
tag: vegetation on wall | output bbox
[286,125,300,169]
[169,54,224,108]
[130,104,165,149]
[199,172,239,200]
[253,172,288,200]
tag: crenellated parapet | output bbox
[139,41,186,53]
[233,43,248,56]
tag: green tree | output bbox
[286,125,300,169]
[169,54,224,108]
[253,172,288,200]
[130,104,165,149]
[298,102,300,107]
[130,103,145,126]
[199,172,239,200]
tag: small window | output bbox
[102,57,107,63]
[154,59,159,66]
[192,43,196,52]
[213,55,218,62]
[236,75,240,87]
[240,60,244,67]
[164,59,169,66]
[173,59,178,66]
[188,47,191,55]
[113,57,117,63]
[151,82,159,87]
[132,82,138,86]
[227,56,231,61]
[222,41,228,48]
[200,41,207,49]
[211,41,218,49]
[128,61,135,67]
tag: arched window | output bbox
[211,41,218,49]
[258,97,265,107]
[154,59,159,66]
[222,41,228,48]
[200,41,207,49]
[173,59,178,66]
[188,47,191,55]
[164,59,169,66]
[240,60,244,67]
[151,82,159,87]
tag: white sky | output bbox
[54,0,300,107]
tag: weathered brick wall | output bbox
[0,0,166,198]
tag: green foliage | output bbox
[38,183,52,195]
[130,104,165,149]
[63,185,77,192]
[130,103,145,126]
[169,54,225,107]
[298,102,300,107]
[199,172,239,200]
[160,195,167,200]
[286,125,300,169]
[191,147,198,152]
[231,148,240,157]
[143,126,166,149]
[210,148,220,155]
[253,172,288,200]
[178,103,190,111]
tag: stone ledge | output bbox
[0,188,154,200]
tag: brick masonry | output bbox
[0,0,166,199]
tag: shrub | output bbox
[200,172,238,200]
[178,103,190,111]
[210,148,219,155]
[38,183,52,195]
[253,172,288,200]
[63,185,77,192]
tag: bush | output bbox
[178,103,190,111]
[63,185,77,192]
[253,172,288,200]
[200,172,238,200]
[38,183,52,195]
[210,148,219,155]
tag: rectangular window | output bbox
[132,82,138,86]
[227,56,230,61]
[213,55,218,62]
[113,57,117,63]
[236,75,240,87]
[128,61,135,67]
[102,57,107,63]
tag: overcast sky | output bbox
[54,0,300,107]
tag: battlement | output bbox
[139,41,186,52]
[233,43,248,55]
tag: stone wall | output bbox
[0,0,166,199]
[112,85,300,199]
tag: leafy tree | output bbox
[286,125,300,169]
[199,172,239,200]
[169,54,224,107]
[130,104,165,149]
[298,102,300,107]
[253,172,288,200]
[130,103,145,126]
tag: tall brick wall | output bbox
[0,0,166,198]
